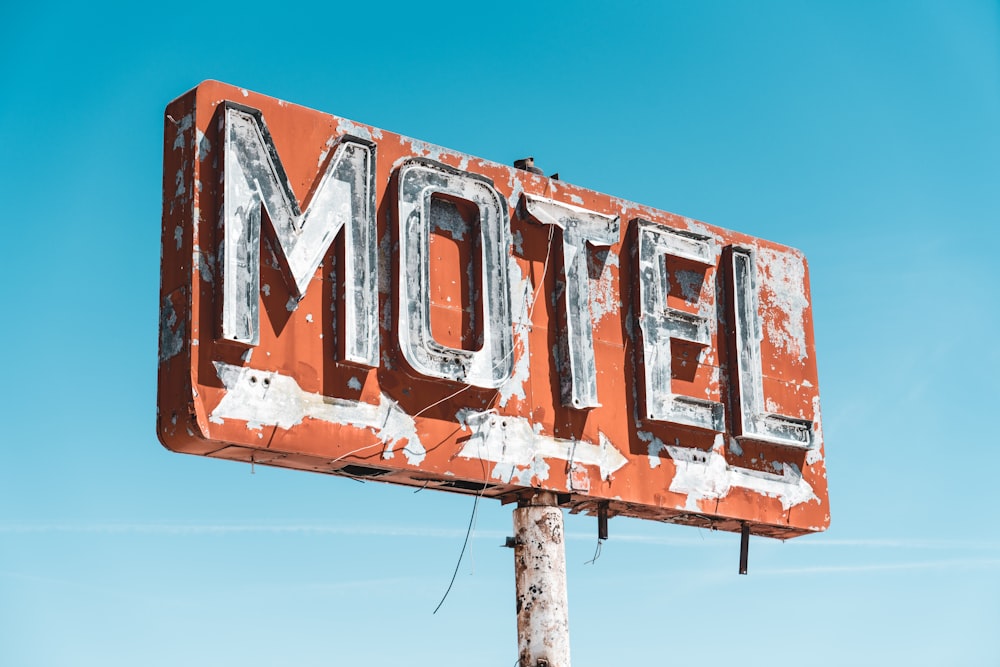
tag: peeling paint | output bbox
[158,293,184,363]
[588,248,620,323]
[639,432,815,510]
[196,129,211,162]
[498,257,532,407]
[335,118,373,142]
[674,269,704,303]
[807,395,824,466]
[210,362,425,464]
[758,247,809,362]
[728,437,744,456]
[174,168,186,197]
[171,113,193,150]
[511,229,524,255]
[458,411,627,482]
[193,244,214,283]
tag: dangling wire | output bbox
[585,537,604,565]
[432,490,481,614]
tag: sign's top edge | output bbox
[170,80,810,261]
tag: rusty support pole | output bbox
[513,491,571,667]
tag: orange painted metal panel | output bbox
[158,81,829,538]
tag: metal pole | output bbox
[513,491,571,667]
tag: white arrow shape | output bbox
[456,410,628,482]
[209,362,425,465]
[640,431,817,511]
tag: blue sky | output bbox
[1,1,998,665]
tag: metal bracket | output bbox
[597,501,609,541]
[739,522,750,575]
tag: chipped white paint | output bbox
[196,129,211,162]
[639,432,815,511]
[193,244,214,283]
[174,168,186,197]
[511,229,524,255]
[209,362,425,464]
[335,117,374,142]
[758,247,809,362]
[171,113,193,150]
[588,248,620,324]
[807,395,824,466]
[158,294,184,363]
[498,257,532,407]
[400,137,447,163]
[507,172,526,216]
[457,411,627,483]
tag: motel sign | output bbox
[158,81,829,538]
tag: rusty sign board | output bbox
[158,81,829,538]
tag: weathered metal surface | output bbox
[158,81,830,538]
[513,493,571,667]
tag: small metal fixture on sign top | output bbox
[514,156,545,174]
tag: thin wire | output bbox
[412,382,477,419]
[426,220,562,616]
[432,490,481,614]
[585,537,604,565]
[327,442,383,467]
